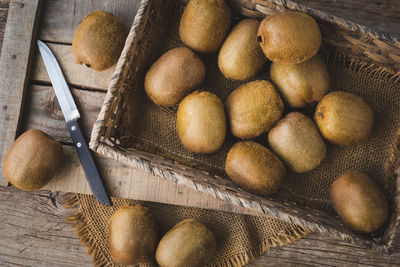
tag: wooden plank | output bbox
[39,0,141,44]
[23,84,104,143]
[32,42,114,91]
[292,0,400,38]
[0,187,92,266]
[0,0,41,186]
[1,187,400,266]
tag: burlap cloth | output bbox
[66,193,309,266]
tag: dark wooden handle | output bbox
[67,120,111,206]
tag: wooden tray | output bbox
[89,0,400,253]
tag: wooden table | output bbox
[1,0,400,266]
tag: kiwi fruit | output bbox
[270,54,329,108]
[3,129,63,191]
[145,47,206,106]
[315,91,374,146]
[155,219,216,267]
[177,91,226,153]
[225,80,284,139]
[218,19,267,81]
[72,10,128,71]
[268,112,326,173]
[225,141,285,196]
[330,171,389,234]
[179,0,231,54]
[257,11,321,64]
[109,205,158,265]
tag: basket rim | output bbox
[89,0,400,254]
[89,0,151,150]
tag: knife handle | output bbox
[66,120,111,206]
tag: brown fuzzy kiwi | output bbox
[330,171,389,234]
[109,205,158,265]
[268,112,326,173]
[3,129,63,191]
[257,11,321,64]
[225,141,285,196]
[315,91,374,146]
[218,19,267,81]
[225,80,284,139]
[155,219,216,267]
[177,91,226,153]
[145,47,206,106]
[270,54,329,108]
[72,10,128,71]
[179,0,231,54]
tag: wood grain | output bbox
[0,2,8,46]
[39,0,141,44]
[0,187,92,266]
[0,187,399,266]
[32,43,114,91]
[0,0,41,186]
[23,84,105,143]
[292,0,400,38]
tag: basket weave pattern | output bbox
[90,0,400,253]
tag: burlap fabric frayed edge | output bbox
[65,194,310,267]
[65,195,109,267]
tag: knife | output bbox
[37,40,112,206]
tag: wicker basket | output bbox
[90,0,400,253]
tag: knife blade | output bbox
[37,40,112,206]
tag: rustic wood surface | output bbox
[0,0,400,266]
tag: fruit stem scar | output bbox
[317,107,325,118]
